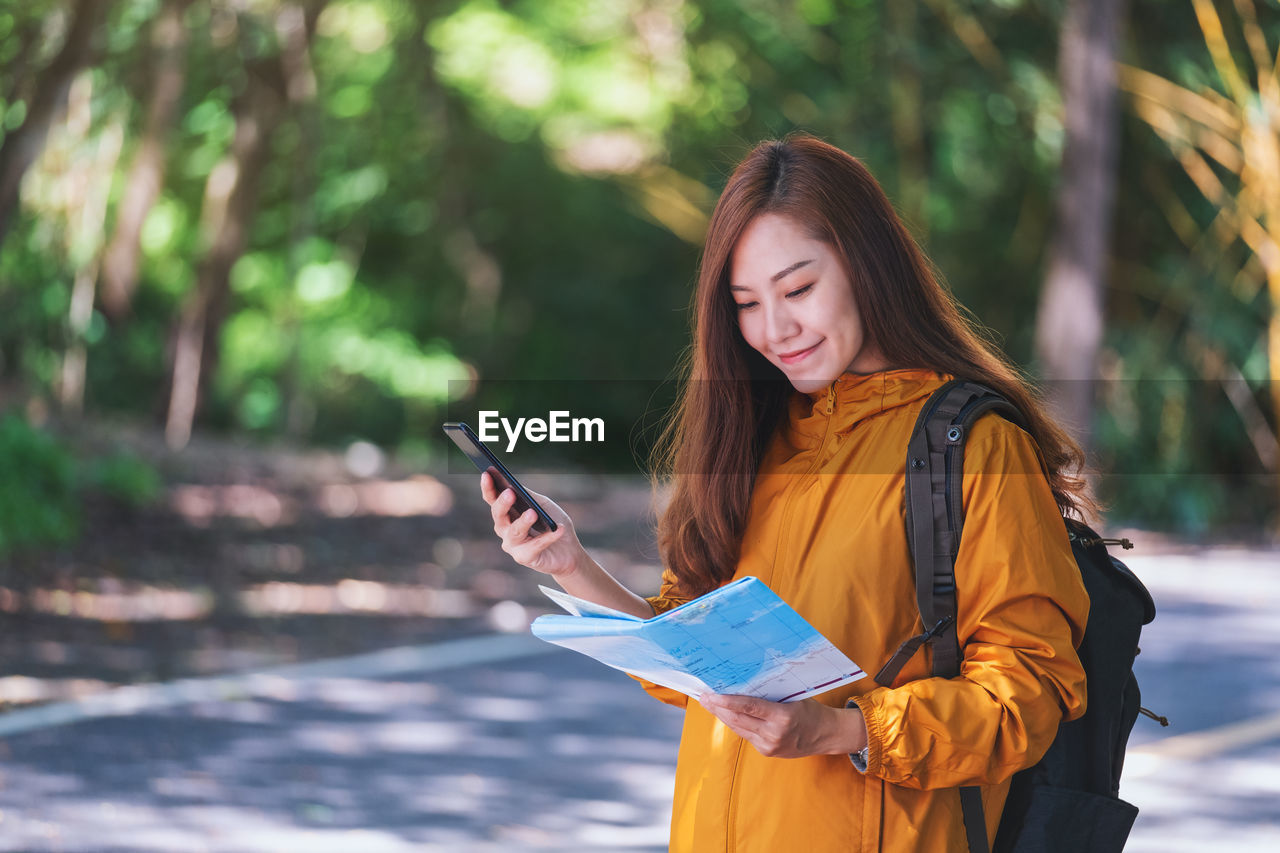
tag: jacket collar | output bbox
[786,368,948,440]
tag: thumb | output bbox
[709,694,771,719]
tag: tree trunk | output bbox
[0,0,108,248]
[99,0,193,320]
[165,56,284,450]
[1033,0,1127,449]
[408,7,503,339]
[58,79,125,418]
[276,0,326,438]
[888,0,928,238]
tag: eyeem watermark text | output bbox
[478,410,605,452]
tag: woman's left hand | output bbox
[697,694,868,759]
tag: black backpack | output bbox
[874,380,1163,853]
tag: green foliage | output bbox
[0,0,1273,534]
[0,417,78,556]
[0,415,164,559]
[80,450,162,508]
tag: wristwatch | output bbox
[845,698,870,772]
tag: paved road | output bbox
[0,547,1277,851]
[1120,548,1280,852]
[0,638,682,852]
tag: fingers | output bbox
[508,523,566,558]
[699,700,772,755]
[488,486,517,529]
[505,525,568,573]
[697,697,839,759]
[507,507,541,542]
[480,470,513,507]
[490,491,542,539]
[698,694,803,758]
[698,695,767,736]
[703,706,760,736]
[498,499,566,557]
[480,472,574,572]
[702,694,771,720]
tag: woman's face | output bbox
[729,212,887,394]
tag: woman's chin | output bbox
[784,374,835,395]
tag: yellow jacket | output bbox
[643,369,1089,853]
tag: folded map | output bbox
[531,576,865,702]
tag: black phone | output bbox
[442,422,558,535]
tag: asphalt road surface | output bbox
[0,547,1277,852]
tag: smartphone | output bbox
[442,422,558,535]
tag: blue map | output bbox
[532,577,865,702]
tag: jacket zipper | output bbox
[726,381,838,853]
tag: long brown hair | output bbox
[652,134,1090,598]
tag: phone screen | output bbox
[442,422,558,535]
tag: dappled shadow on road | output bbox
[1131,584,1280,741]
[1120,551,1280,852]
[1124,740,1280,853]
[0,649,683,852]
[1,425,663,713]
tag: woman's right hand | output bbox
[480,470,584,578]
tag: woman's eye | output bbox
[735,301,758,311]
[786,284,814,299]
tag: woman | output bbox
[481,134,1089,852]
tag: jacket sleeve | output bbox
[849,418,1089,790]
[627,568,693,709]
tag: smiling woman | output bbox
[730,212,887,393]
[478,134,1094,853]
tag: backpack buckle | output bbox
[924,614,954,641]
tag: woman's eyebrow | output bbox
[730,258,816,291]
[771,259,814,282]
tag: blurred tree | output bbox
[1034,0,1127,450]
[0,0,109,247]
[56,75,123,417]
[1118,0,1280,491]
[888,0,928,234]
[273,0,325,437]
[0,0,1272,532]
[165,9,296,449]
[99,0,193,319]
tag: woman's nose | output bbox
[764,302,800,343]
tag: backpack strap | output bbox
[877,380,1026,687]
[878,379,1028,853]
[960,786,990,853]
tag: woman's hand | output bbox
[480,470,585,578]
[697,694,868,759]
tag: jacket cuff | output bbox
[845,690,886,776]
[645,593,689,616]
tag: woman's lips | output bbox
[778,342,820,365]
